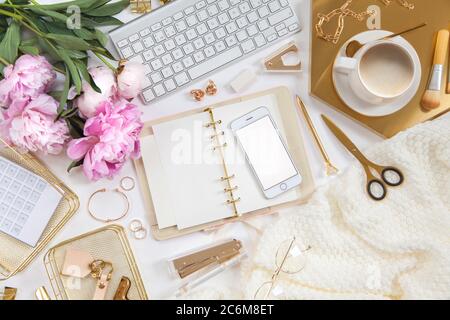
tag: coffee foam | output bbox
[359,43,414,98]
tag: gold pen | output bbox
[295,96,339,176]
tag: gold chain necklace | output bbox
[316,0,415,44]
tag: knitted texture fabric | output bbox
[187,114,450,300]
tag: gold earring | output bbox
[205,80,218,96]
[190,89,205,101]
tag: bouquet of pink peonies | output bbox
[0,0,146,181]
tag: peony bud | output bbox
[117,60,145,100]
[75,66,117,118]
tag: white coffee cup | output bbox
[335,40,416,105]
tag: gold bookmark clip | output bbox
[130,0,151,13]
[263,41,301,72]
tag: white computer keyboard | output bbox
[109,0,301,104]
[0,156,62,247]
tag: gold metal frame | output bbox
[310,0,450,138]
[0,139,79,281]
[43,225,148,300]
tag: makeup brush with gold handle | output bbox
[421,29,449,110]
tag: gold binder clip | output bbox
[130,0,151,13]
[263,41,301,72]
[210,131,225,139]
[224,186,238,192]
[173,239,243,278]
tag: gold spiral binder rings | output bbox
[205,108,241,216]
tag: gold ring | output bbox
[88,188,130,223]
[120,176,135,191]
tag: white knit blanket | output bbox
[187,114,450,300]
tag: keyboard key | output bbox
[186,29,198,40]
[173,12,183,20]
[236,30,248,42]
[194,38,205,50]
[214,41,226,52]
[143,50,155,61]
[196,23,208,35]
[184,6,195,15]
[175,20,187,32]
[278,28,288,37]
[215,27,226,39]
[132,42,144,53]
[175,72,190,86]
[207,17,220,29]
[194,51,205,63]
[172,49,184,60]
[186,15,198,27]
[154,45,165,56]
[121,47,133,59]
[247,11,259,23]
[164,79,177,92]
[258,19,270,30]
[153,84,166,97]
[175,34,187,46]
[140,28,151,37]
[268,7,292,25]
[254,34,267,47]
[241,39,256,53]
[172,62,184,73]
[188,47,243,79]
[143,36,155,48]
[251,0,263,8]
[236,17,248,28]
[258,5,270,17]
[229,7,240,19]
[164,39,176,51]
[239,2,251,13]
[151,23,162,31]
[143,88,156,102]
[247,25,258,36]
[151,59,163,70]
[204,33,216,44]
[218,13,229,24]
[117,39,128,48]
[162,17,173,26]
[183,43,195,55]
[218,0,230,10]
[204,46,216,57]
[182,56,195,68]
[207,4,219,16]
[151,72,163,83]
[226,22,238,34]
[225,35,237,47]
[197,9,208,22]
[128,33,139,42]
[162,67,174,78]
[155,31,166,43]
[165,26,177,38]
[196,0,207,9]
[269,0,281,12]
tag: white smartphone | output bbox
[230,107,302,199]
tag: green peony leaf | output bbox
[0,21,21,66]
[86,0,129,17]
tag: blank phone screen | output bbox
[235,116,298,190]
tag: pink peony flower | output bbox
[0,94,69,155]
[74,66,117,118]
[117,61,145,100]
[0,54,56,107]
[67,99,143,181]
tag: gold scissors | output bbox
[322,115,404,201]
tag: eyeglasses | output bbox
[254,237,311,300]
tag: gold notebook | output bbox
[135,87,315,240]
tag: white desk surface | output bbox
[2,0,382,299]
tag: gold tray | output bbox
[311,0,450,138]
[44,225,148,300]
[0,141,79,280]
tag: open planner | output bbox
[136,87,315,238]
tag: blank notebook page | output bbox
[143,94,299,230]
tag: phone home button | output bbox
[280,183,287,191]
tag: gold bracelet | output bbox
[88,188,130,223]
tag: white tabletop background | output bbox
[2,0,382,299]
